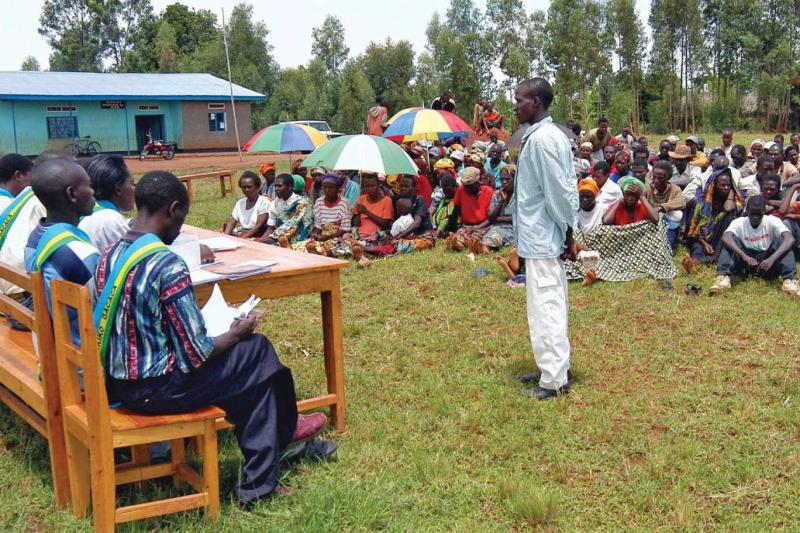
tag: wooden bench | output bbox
[51,279,222,532]
[178,170,235,202]
[0,266,70,508]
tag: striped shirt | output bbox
[313,196,352,232]
[96,231,214,380]
[24,222,99,345]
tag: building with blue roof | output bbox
[0,72,266,156]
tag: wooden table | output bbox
[183,225,349,432]
[179,170,235,203]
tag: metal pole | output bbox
[222,8,243,161]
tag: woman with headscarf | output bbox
[433,157,457,180]
[481,165,516,250]
[576,177,604,232]
[686,167,741,264]
[603,176,659,226]
[260,162,277,198]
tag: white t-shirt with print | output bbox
[232,195,271,230]
[725,215,788,252]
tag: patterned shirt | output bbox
[313,196,352,231]
[267,193,313,242]
[25,222,99,345]
[96,231,214,380]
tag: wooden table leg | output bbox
[219,176,226,198]
[320,272,345,432]
[183,180,194,202]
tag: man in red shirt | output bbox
[602,176,659,226]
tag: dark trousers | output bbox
[717,235,797,280]
[784,219,800,256]
[109,334,298,503]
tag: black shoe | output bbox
[521,384,570,400]
[282,438,338,464]
[519,369,573,385]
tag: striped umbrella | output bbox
[242,122,328,153]
[302,135,417,175]
[383,108,471,143]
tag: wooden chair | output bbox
[0,266,70,508]
[49,279,222,532]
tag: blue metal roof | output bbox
[0,72,265,101]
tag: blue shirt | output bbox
[24,222,99,345]
[484,160,508,188]
[512,116,578,259]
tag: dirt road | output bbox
[125,151,297,175]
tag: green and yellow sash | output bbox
[93,233,167,364]
[0,186,35,251]
[31,223,92,272]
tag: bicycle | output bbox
[64,136,102,157]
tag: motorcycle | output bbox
[139,130,177,160]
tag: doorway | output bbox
[135,115,165,152]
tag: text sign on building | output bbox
[100,100,126,109]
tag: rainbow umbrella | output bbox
[383,108,471,143]
[242,122,328,153]
[302,135,417,175]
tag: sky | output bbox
[0,0,651,71]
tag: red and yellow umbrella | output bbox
[383,108,471,143]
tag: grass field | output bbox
[2,146,800,531]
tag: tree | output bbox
[39,0,112,71]
[20,56,41,71]
[154,20,180,73]
[607,0,645,129]
[332,61,375,133]
[544,0,611,123]
[160,3,218,60]
[486,0,530,90]
[359,39,416,111]
[301,58,335,121]
[265,67,310,124]
[106,0,156,71]
[311,15,349,77]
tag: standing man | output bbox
[582,116,610,161]
[513,78,578,400]
[366,95,389,136]
[431,91,456,113]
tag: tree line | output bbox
[28,0,800,134]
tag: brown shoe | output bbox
[291,412,327,444]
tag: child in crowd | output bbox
[391,198,414,238]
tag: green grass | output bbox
[3,167,800,531]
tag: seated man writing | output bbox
[97,171,335,507]
[710,195,800,296]
[23,159,99,343]
[260,174,313,246]
[602,177,659,226]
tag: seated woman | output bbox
[576,177,604,233]
[482,166,515,250]
[223,171,271,239]
[481,102,504,131]
[445,167,494,253]
[78,154,135,251]
[685,167,742,265]
[260,174,313,247]
[260,162,276,198]
[602,177,659,226]
[574,142,595,179]
[352,173,393,242]
[312,174,352,241]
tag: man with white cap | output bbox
[512,78,578,400]
[685,136,709,170]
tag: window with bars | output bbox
[208,112,226,132]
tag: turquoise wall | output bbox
[0,99,184,156]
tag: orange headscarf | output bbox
[259,162,275,175]
[578,177,599,196]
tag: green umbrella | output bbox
[302,135,417,175]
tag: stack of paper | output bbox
[199,236,241,252]
[200,284,262,337]
[208,260,276,280]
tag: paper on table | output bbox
[199,236,241,251]
[190,268,224,285]
[209,260,277,280]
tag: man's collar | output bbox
[522,115,553,143]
